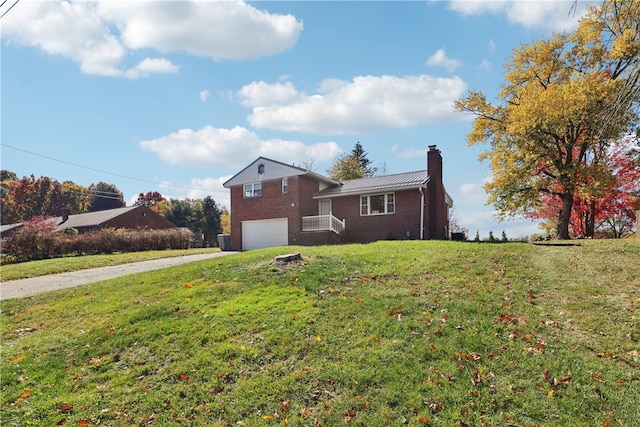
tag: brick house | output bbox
[1,205,176,238]
[223,145,453,251]
[54,205,177,233]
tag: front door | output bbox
[319,199,331,216]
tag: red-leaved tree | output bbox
[528,136,639,238]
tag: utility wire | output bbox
[2,143,227,195]
[0,0,20,19]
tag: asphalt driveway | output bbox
[0,251,238,301]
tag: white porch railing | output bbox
[302,214,345,235]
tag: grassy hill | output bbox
[1,240,639,426]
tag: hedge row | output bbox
[1,228,194,264]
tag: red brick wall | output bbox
[331,189,424,243]
[102,206,176,230]
[229,175,309,250]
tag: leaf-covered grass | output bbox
[0,248,221,281]
[1,240,639,426]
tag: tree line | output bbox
[1,171,229,247]
[455,0,640,239]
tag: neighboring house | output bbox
[0,223,24,245]
[0,205,176,238]
[223,145,453,251]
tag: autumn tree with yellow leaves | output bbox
[456,0,639,239]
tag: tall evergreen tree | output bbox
[327,142,377,181]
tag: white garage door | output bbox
[242,218,288,250]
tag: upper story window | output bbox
[282,177,289,194]
[258,163,265,174]
[361,193,395,215]
[244,182,262,198]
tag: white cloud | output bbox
[139,125,343,167]
[457,209,541,239]
[153,176,231,208]
[238,75,468,135]
[238,81,301,107]
[459,181,488,205]
[186,177,232,204]
[426,48,462,72]
[452,176,542,238]
[124,58,179,79]
[448,0,597,32]
[98,0,302,60]
[200,90,211,103]
[1,0,302,77]
[477,59,492,71]
[391,145,429,160]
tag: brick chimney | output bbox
[426,146,447,239]
[61,207,70,223]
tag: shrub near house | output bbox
[0,206,189,263]
[1,227,192,264]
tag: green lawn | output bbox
[1,240,639,426]
[0,248,221,281]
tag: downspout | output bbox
[419,186,425,240]
[419,177,430,240]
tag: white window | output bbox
[361,193,395,215]
[244,182,262,198]
[282,177,289,194]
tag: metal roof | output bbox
[314,170,430,198]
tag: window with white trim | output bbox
[361,193,395,215]
[244,182,262,198]
[282,177,288,194]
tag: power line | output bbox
[0,0,20,19]
[1,143,227,195]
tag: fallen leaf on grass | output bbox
[467,352,481,361]
[343,410,356,423]
[554,375,573,386]
[77,419,91,426]
[56,418,67,425]
[59,403,74,412]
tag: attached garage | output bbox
[242,218,288,250]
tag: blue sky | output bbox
[1,0,598,238]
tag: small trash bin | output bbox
[217,234,231,251]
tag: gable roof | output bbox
[223,157,338,188]
[1,223,23,235]
[1,206,177,235]
[56,206,141,229]
[314,170,430,199]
